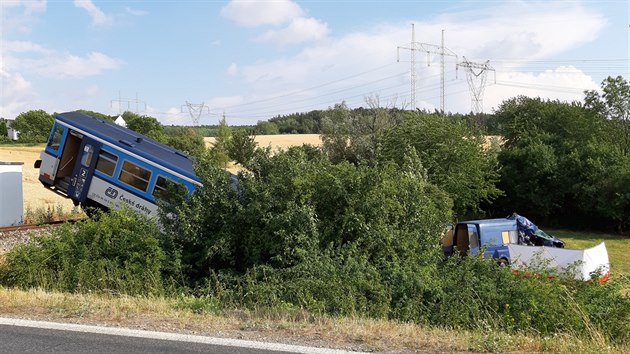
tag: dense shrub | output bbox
[380,111,502,218]
[428,255,630,344]
[0,209,164,295]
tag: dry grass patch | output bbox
[0,287,623,353]
[0,144,77,214]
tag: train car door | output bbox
[67,136,101,203]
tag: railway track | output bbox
[0,219,81,234]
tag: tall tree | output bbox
[584,75,630,155]
[321,99,403,166]
[227,128,258,167]
[122,111,167,143]
[380,111,501,218]
[166,127,206,159]
[11,110,54,143]
[209,115,232,167]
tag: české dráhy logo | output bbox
[105,187,118,199]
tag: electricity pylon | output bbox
[181,101,210,126]
[397,24,457,112]
[457,57,495,115]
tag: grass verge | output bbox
[0,287,625,353]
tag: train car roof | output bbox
[55,111,200,183]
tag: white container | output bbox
[0,161,24,226]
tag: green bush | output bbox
[0,208,164,295]
[425,255,630,344]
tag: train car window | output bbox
[80,144,94,167]
[119,160,151,192]
[95,151,119,176]
[152,175,187,200]
[48,126,64,150]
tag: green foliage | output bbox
[158,157,239,282]
[0,119,8,137]
[584,75,630,122]
[266,110,324,134]
[254,120,280,135]
[0,209,164,295]
[160,146,451,309]
[227,128,258,167]
[165,126,207,159]
[380,111,502,218]
[431,255,630,344]
[321,102,403,166]
[122,111,167,143]
[208,116,232,167]
[77,109,112,121]
[497,134,561,217]
[12,109,54,143]
[494,85,630,230]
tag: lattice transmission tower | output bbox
[397,24,457,112]
[181,101,210,126]
[456,57,495,115]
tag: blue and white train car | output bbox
[36,111,201,217]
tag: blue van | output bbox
[441,214,564,265]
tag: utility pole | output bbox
[397,25,457,112]
[456,57,496,115]
[110,91,147,114]
[181,101,210,126]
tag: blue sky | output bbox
[1,0,628,126]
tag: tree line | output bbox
[2,76,629,231]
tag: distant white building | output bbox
[4,119,19,140]
[114,115,127,127]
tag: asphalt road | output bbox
[0,318,359,354]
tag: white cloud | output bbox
[257,17,329,45]
[218,1,608,120]
[227,63,239,76]
[35,52,124,79]
[1,40,48,54]
[207,96,245,109]
[0,68,34,119]
[125,7,146,16]
[220,0,303,27]
[1,0,46,14]
[431,1,607,62]
[73,0,113,26]
[1,0,47,33]
[481,66,599,113]
[3,40,124,79]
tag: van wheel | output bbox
[498,258,509,267]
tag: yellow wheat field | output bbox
[0,135,322,214]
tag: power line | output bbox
[215,63,398,112]
[397,24,457,112]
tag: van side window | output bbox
[152,175,187,200]
[468,225,479,249]
[95,150,118,176]
[119,160,151,192]
[48,126,64,150]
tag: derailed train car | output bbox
[35,111,201,216]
